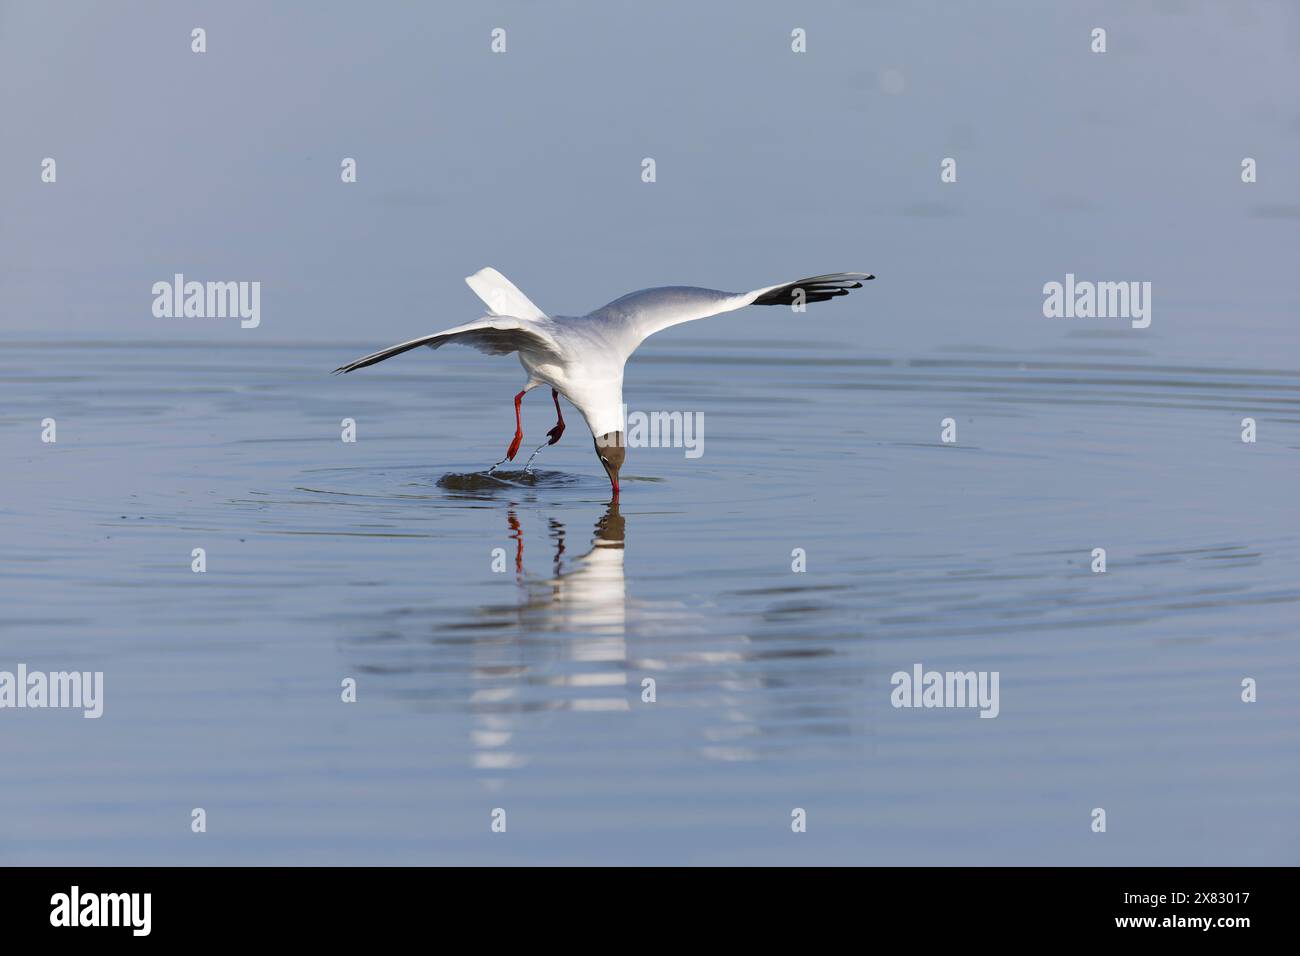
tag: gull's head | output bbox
[593,431,625,496]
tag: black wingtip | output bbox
[753,272,876,307]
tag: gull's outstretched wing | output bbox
[589,272,874,348]
[333,317,562,374]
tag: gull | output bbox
[334,268,874,496]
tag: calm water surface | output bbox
[1,335,1297,864]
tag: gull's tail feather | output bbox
[465,267,547,321]
[751,272,874,306]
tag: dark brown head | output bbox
[594,500,624,546]
[593,431,625,496]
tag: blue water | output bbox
[1,335,1296,864]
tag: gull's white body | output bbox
[336,267,874,442]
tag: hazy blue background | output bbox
[3,0,1298,356]
[1,1,1298,866]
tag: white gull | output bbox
[335,268,874,496]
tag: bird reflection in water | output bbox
[469,502,767,771]
[344,496,758,773]
[507,502,627,636]
[468,501,631,773]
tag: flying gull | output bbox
[334,268,874,496]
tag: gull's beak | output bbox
[594,431,625,497]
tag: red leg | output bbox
[507,510,522,573]
[546,388,566,445]
[506,389,526,460]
